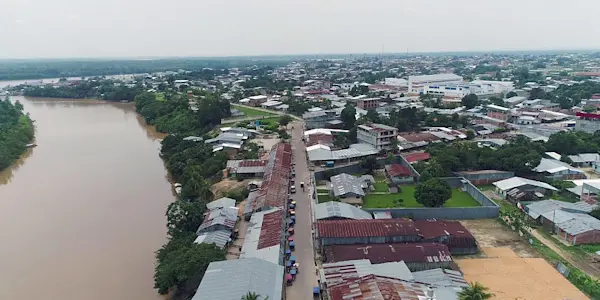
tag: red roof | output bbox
[576,112,600,120]
[402,152,430,163]
[317,219,419,238]
[414,219,474,240]
[329,275,425,300]
[385,164,413,177]
[257,209,283,249]
[399,132,440,143]
[323,243,452,264]
[239,160,267,167]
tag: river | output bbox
[0,96,174,299]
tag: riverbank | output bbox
[0,99,35,172]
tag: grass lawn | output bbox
[317,188,329,194]
[363,185,481,209]
[317,194,335,203]
[232,104,276,117]
[373,182,389,192]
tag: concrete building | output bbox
[302,108,343,129]
[356,123,398,150]
[423,82,498,100]
[384,164,416,184]
[408,73,463,95]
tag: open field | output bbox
[457,247,589,300]
[460,219,539,257]
[232,104,276,117]
[362,185,480,209]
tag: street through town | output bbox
[286,120,318,300]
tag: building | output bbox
[402,152,430,163]
[196,206,238,235]
[240,208,285,265]
[206,197,237,211]
[307,143,378,164]
[492,176,558,201]
[574,112,600,133]
[503,96,527,107]
[384,78,409,88]
[567,153,600,167]
[350,97,380,109]
[538,209,600,245]
[314,201,373,220]
[423,83,498,100]
[486,104,511,121]
[533,158,586,180]
[329,173,374,204]
[414,219,478,255]
[384,164,416,184]
[454,170,515,185]
[356,123,398,150]
[204,132,246,153]
[323,243,453,271]
[321,259,414,286]
[191,258,284,300]
[316,219,421,246]
[226,159,267,178]
[302,109,343,129]
[408,73,463,95]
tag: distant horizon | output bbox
[1,48,599,62]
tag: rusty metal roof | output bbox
[239,160,267,167]
[249,142,292,212]
[402,152,430,163]
[329,275,426,300]
[317,219,419,238]
[323,243,452,264]
[385,164,413,177]
[414,219,475,240]
[257,209,283,249]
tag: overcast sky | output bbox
[0,0,599,58]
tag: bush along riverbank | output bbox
[20,78,143,102]
[134,91,233,299]
[0,97,35,171]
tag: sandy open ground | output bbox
[457,247,588,300]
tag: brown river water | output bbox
[0,96,173,299]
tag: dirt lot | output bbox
[211,178,251,199]
[457,247,588,300]
[460,219,539,258]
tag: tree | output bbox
[341,104,356,130]
[365,109,381,123]
[360,156,378,174]
[154,243,225,295]
[458,282,493,300]
[466,130,475,140]
[591,208,600,220]
[461,94,479,109]
[488,96,504,107]
[528,87,546,100]
[414,178,452,207]
[279,115,293,127]
[241,292,269,300]
[506,91,518,98]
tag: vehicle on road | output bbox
[300,181,305,191]
[290,185,296,193]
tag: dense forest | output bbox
[134,91,232,298]
[22,79,144,101]
[0,58,291,81]
[0,98,35,171]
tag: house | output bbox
[397,132,441,150]
[567,153,600,167]
[414,219,478,255]
[504,96,527,107]
[574,112,600,134]
[402,152,430,163]
[191,258,284,300]
[204,132,245,153]
[323,243,454,271]
[226,159,267,178]
[533,158,586,180]
[206,197,237,211]
[454,170,514,185]
[356,123,398,150]
[307,143,378,164]
[538,209,600,245]
[329,173,374,204]
[350,97,380,109]
[316,219,421,246]
[196,206,238,235]
[302,108,343,129]
[314,201,373,220]
[492,176,558,201]
[384,164,416,184]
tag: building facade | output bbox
[357,123,398,150]
[575,112,600,133]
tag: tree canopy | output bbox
[414,178,452,207]
[0,98,35,171]
[545,131,600,155]
[340,104,356,130]
[457,282,493,300]
[461,94,479,109]
[22,79,143,101]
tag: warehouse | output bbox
[314,201,373,220]
[414,219,478,255]
[240,208,285,265]
[316,219,421,246]
[320,259,413,287]
[323,243,453,271]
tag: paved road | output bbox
[286,120,318,300]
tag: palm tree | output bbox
[241,292,269,300]
[457,282,493,300]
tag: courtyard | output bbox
[362,185,481,209]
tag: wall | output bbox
[454,171,514,185]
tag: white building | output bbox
[384,78,409,87]
[407,73,463,95]
[356,123,398,150]
[422,83,497,99]
[471,80,515,94]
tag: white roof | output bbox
[545,152,562,160]
[304,128,349,136]
[306,144,331,151]
[249,95,268,100]
[314,202,373,220]
[487,104,510,112]
[409,73,463,83]
[493,176,558,192]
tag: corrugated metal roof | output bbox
[315,201,373,220]
[412,269,468,288]
[541,209,600,235]
[321,259,414,286]
[526,200,589,219]
[330,173,366,197]
[385,164,413,177]
[414,219,475,240]
[328,275,427,300]
[493,176,558,192]
[240,208,283,264]
[317,219,419,238]
[192,258,284,300]
[196,206,238,234]
[194,230,232,249]
[403,152,430,163]
[323,243,452,264]
[206,197,236,211]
